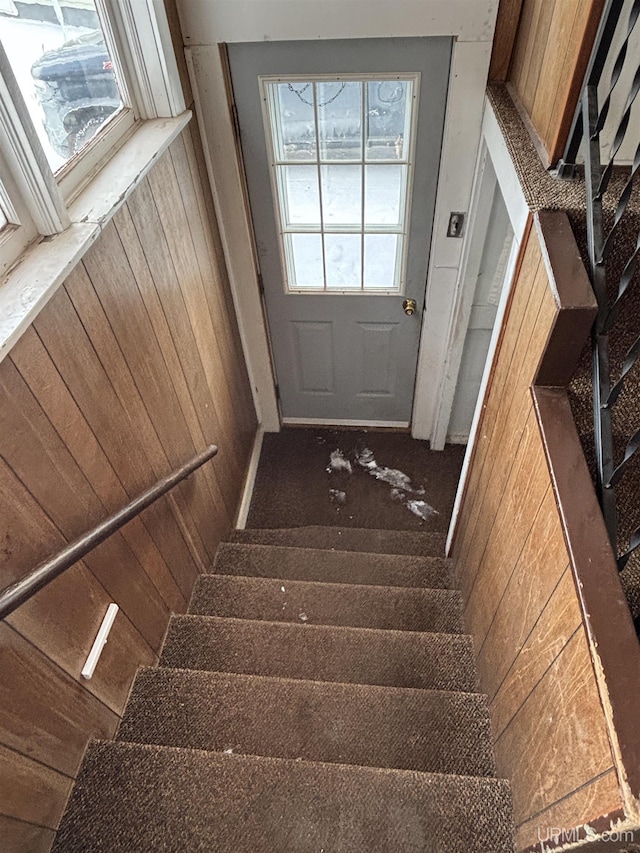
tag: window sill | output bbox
[0,111,192,364]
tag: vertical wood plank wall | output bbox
[0,122,257,851]
[451,221,621,850]
[499,0,605,165]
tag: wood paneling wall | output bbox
[0,120,257,851]
[451,212,631,850]
[503,0,605,165]
[489,0,525,82]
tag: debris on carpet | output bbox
[326,449,353,474]
[326,446,438,521]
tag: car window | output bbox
[0,0,124,172]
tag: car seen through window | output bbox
[0,0,124,172]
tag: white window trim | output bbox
[0,42,68,235]
[112,0,186,119]
[56,108,138,203]
[0,0,190,362]
[0,140,38,277]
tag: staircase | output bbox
[52,527,515,852]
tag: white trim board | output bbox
[282,418,410,428]
[186,47,280,431]
[178,1,498,45]
[235,427,264,529]
[445,97,531,556]
[180,1,498,438]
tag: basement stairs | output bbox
[52,526,515,852]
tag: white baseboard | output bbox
[446,434,469,445]
[282,418,410,428]
[235,427,264,529]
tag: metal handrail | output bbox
[563,0,640,583]
[0,444,218,620]
[558,0,626,175]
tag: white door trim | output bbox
[179,0,499,437]
[412,38,494,445]
[445,97,531,555]
[428,140,498,451]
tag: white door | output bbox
[229,38,451,424]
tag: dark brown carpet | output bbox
[190,573,464,632]
[52,742,515,853]
[52,524,515,851]
[230,525,448,556]
[160,614,478,691]
[118,668,495,776]
[215,540,454,586]
[246,428,465,532]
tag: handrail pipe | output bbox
[0,444,218,620]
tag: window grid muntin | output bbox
[262,74,419,294]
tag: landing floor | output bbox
[246,428,464,532]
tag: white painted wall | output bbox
[447,163,513,442]
[177,0,499,438]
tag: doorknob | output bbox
[402,298,417,316]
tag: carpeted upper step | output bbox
[189,574,464,633]
[52,742,515,853]
[214,542,454,588]
[118,668,495,777]
[161,615,477,691]
[230,525,447,557]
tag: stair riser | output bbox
[52,743,515,853]
[215,543,454,589]
[190,574,465,633]
[161,616,478,692]
[118,669,495,777]
[230,527,447,558]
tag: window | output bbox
[0,0,185,277]
[0,2,126,175]
[261,74,419,293]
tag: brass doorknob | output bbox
[403,298,417,316]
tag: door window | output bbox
[261,75,419,293]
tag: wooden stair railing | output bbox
[0,444,218,620]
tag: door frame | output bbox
[445,99,533,553]
[179,0,499,438]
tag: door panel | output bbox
[291,321,335,395]
[229,37,452,423]
[355,323,398,398]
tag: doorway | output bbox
[229,38,452,425]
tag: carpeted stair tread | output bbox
[160,615,477,691]
[118,668,495,776]
[189,573,464,632]
[231,525,447,557]
[214,542,454,589]
[52,741,515,853]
